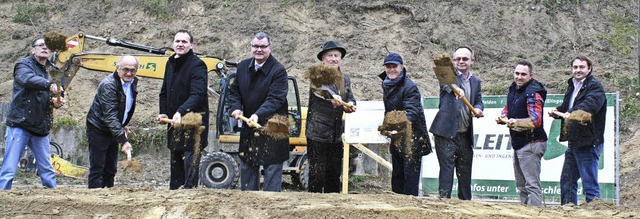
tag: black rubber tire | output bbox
[199,152,239,189]
[291,155,309,190]
[50,141,63,158]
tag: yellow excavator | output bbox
[52,32,309,189]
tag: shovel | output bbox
[432,53,480,117]
[305,63,354,110]
[121,149,143,172]
[235,114,290,139]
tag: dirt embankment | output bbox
[0,0,638,218]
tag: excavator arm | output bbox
[53,32,236,90]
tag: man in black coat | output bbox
[157,30,209,190]
[229,32,289,192]
[549,55,606,205]
[378,53,432,196]
[86,55,139,188]
[306,40,356,193]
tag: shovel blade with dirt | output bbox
[305,63,354,110]
[432,53,479,117]
[121,149,143,172]
[235,114,290,139]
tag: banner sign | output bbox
[421,94,617,202]
[342,94,617,203]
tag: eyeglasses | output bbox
[119,67,137,73]
[453,57,470,62]
[251,44,270,50]
[33,43,47,48]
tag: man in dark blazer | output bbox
[429,46,484,200]
[86,55,139,188]
[229,32,289,192]
[157,30,209,190]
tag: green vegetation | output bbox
[128,128,166,155]
[52,116,79,131]
[613,75,640,122]
[139,0,172,21]
[13,1,48,24]
[597,13,637,56]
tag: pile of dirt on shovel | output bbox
[378,110,413,156]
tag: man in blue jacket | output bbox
[0,35,64,189]
[86,55,139,188]
[378,53,432,196]
[549,55,606,205]
[429,46,484,200]
[229,32,289,192]
[157,30,209,190]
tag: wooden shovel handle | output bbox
[551,110,567,118]
[450,84,479,117]
[126,149,132,161]
[236,115,262,128]
[333,98,354,109]
[159,118,174,124]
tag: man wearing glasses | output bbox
[157,30,209,190]
[229,32,289,191]
[0,35,63,189]
[86,55,139,188]
[429,46,484,200]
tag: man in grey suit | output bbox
[429,46,484,200]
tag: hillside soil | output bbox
[1,0,639,218]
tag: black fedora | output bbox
[317,41,347,61]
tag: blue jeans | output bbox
[0,126,56,189]
[560,144,602,205]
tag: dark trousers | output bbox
[390,147,421,196]
[170,150,199,190]
[87,126,119,189]
[307,139,343,193]
[239,160,283,191]
[434,131,473,200]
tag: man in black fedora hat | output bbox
[306,40,356,193]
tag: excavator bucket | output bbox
[50,155,88,179]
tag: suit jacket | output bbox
[429,72,483,146]
[159,49,209,151]
[228,55,289,166]
[86,71,138,144]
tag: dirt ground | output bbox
[1,0,639,218]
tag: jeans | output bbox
[0,126,56,190]
[434,132,473,200]
[239,160,283,192]
[170,150,199,190]
[87,126,119,188]
[513,141,547,206]
[560,143,602,205]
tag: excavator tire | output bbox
[291,155,309,190]
[199,152,239,189]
